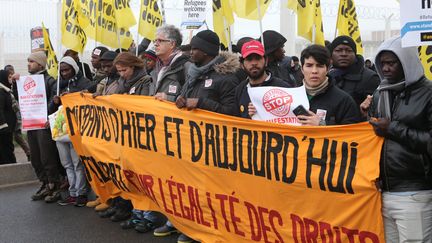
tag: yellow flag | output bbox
[61,0,87,53]
[336,0,364,54]
[138,0,163,41]
[419,45,432,80]
[76,0,135,49]
[295,0,324,45]
[230,0,272,20]
[212,0,234,47]
[42,23,58,79]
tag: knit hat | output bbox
[143,50,157,61]
[100,51,118,61]
[60,56,79,75]
[92,46,108,56]
[28,51,47,68]
[241,40,265,58]
[190,30,220,56]
[259,30,287,55]
[329,35,357,54]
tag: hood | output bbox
[374,36,424,86]
[60,56,80,75]
[213,51,241,75]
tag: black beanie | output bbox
[329,35,357,54]
[100,51,118,61]
[190,30,220,56]
[259,30,287,55]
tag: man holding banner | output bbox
[367,36,432,242]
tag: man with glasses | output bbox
[150,25,191,102]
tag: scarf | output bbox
[304,77,329,97]
[183,56,223,97]
[376,79,406,120]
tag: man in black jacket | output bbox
[328,36,380,110]
[234,40,293,119]
[176,30,239,115]
[25,51,63,201]
[296,45,361,126]
[367,36,432,242]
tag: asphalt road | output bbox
[0,182,178,243]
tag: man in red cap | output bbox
[234,40,293,118]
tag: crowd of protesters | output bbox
[0,25,431,242]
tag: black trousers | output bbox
[0,131,16,164]
[27,129,62,183]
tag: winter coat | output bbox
[151,53,191,101]
[116,69,152,96]
[179,52,240,115]
[267,60,297,86]
[370,36,432,192]
[234,74,293,118]
[0,84,16,133]
[308,80,361,125]
[329,55,380,108]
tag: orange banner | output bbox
[62,93,385,243]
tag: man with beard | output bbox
[234,40,293,118]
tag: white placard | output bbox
[400,0,432,47]
[181,0,207,29]
[248,85,310,125]
[16,75,48,130]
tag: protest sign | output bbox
[182,0,207,29]
[16,75,47,130]
[248,85,309,125]
[30,27,44,52]
[400,0,432,47]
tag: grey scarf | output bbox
[305,77,329,97]
[376,79,406,120]
[183,56,223,97]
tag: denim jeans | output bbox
[56,141,87,197]
[382,190,432,242]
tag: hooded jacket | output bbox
[329,55,380,109]
[0,81,16,133]
[116,68,152,96]
[179,51,240,115]
[371,36,432,192]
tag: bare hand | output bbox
[176,96,186,109]
[185,98,199,110]
[360,95,373,117]
[80,90,89,97]
[154,92,167,101]
[248,102,256,117]
[297,110,321,126]
[53,96,61,105]
[11,73,20,81]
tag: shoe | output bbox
[177,234,194,243]
[58,196,77,206]
[153,224,179,237]
[134,219,155,233]
[86,198,101,207]
[110,210,132,222]
[120,217,140,230]
[99,207,116,218]
[95,203,110,212]
[31,183,49,201]
[75,195,88,207]
[44,183,62,203]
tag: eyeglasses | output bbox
[153,38,171,44]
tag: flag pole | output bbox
[136,0,143,56]
[256,0,264,50]
[334,0,342,39]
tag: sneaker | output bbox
[134,218,155,233]
[44,183,62,203]
[153,224,179,237]
[86,198,101,207]
[95,202,110,212]
[177,234,194,243]
[75,195,88,207]
[120,217,140,230]
[31,183,49,201]
[58,196,77,206]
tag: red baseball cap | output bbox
[241,40,265,58]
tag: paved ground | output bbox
[0,183,178,243]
